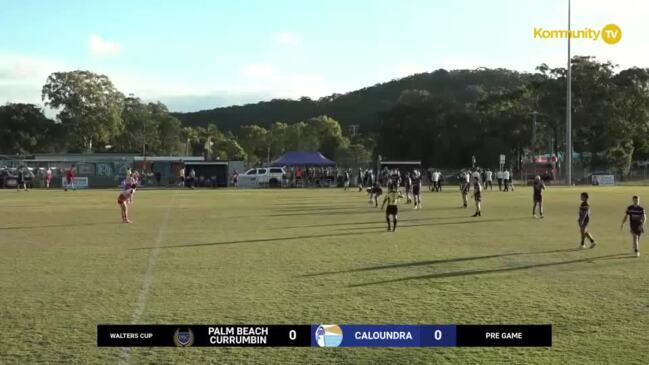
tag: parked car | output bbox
[238,167,286,188]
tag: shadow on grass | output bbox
[302,248,581,277]
[271,215,474,230]
[347,253,632,288]
[132,230,389,250]
[266,209,381,217]
[137,217,535,251]
[272,204,362,211]
[2,205,49,208]
[335,217,530,232]
[0,222,119,230]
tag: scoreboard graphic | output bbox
[97,324,551,347]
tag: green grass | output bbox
[1,186,648,364]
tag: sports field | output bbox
[1,186,648,364]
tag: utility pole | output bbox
[143,125,147,172]
[531,111,539,162]
[347,124,359,138]
[566,0,572,185]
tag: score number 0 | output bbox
[434,329,443,341]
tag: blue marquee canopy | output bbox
[270,151,336,167]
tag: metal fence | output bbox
[0,159,132,189]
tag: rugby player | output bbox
[343,169,350,191]
[369,182,383,207]
[404,172,412,204]
[621,195,645,257]
[45,168,53,189]
[578,192,596,249]
[460,177,470,208]
[357,168,364,192]
[117,184,137,223]
[472,177,482,217]
[485,168,493,190]
[64,165,76,191]
[496,169,503,191]
[412,169,422,209]
[532,175,545,218]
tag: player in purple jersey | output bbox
[621,195,645,257]
[578,192,596,249]
[532,176,545,218]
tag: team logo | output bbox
[315,325,343,347]
[173,328,194,347]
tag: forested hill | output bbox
[174,68,530,132]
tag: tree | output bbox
[476,87,536,171]
[114,97,159,154]
[380,92,477,167]
[606,141,634,177]
[19,59,649,177]
[352,133,377,155]
[527,63,566,156]
[301,115,348,159]
[238,125,268,165]
[150,102,183,155]
[268,121,288,160]
[200,124,226,160]
[181,126,201,155]
[284,121,305,151]
[42,70,125,151]
[335,143,372,168]
[174,68,527,132]
[213,138,247,161]
[0,103,60,154]
[613,67,649,161]
[570,57,621,158]
[156,115,183,155]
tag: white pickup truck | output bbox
[239,167,286,188]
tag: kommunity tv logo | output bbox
[534,24,622,44]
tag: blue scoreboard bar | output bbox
[311,324,550,347]
[313,325,457,347]
[97,324,551,347]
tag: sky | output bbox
[1,0,648,113]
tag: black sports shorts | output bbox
[631,223,644,236]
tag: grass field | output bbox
[1,185,648,364]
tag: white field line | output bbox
[118,192,176,364]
